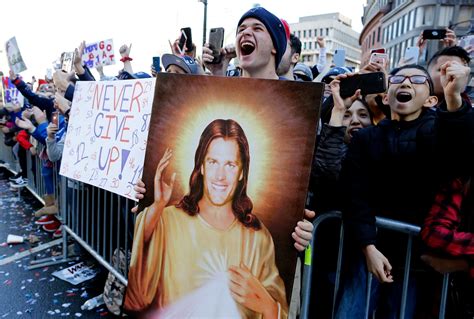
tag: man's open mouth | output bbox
[240,42,255,56]
[396,92,412,103]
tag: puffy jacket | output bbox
[341,100,474,248]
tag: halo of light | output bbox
[174,102,272,202]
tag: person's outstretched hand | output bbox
[153,148,176,209]
[202,43,236,76]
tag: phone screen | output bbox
[423,29,447,40]
[178,27,192,53]
[178,30,188,54]
[52,112,59,126]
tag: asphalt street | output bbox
[0,169,116,318]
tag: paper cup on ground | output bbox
[7,234,24,244]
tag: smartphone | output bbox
[61,51,76,73]
[208,27,225,64]
[422,29,447,40]
[370,53,388,65]
[339,72,386,98]
[371,48,386,54]
[333,49,346,67]
[152,56,161,72]
[52,111,59,126]
[178,27,192,53]
[403,46,420,64]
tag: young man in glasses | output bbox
[336,63,473,318]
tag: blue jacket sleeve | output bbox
[77,65,96,81]
[65,84,75,102]
[31,122,49,145]
[12,78,54,119]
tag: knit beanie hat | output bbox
[237,7,287,69]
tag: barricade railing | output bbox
[1,135,452,317]
[300,211,451,319]
[0,134,133,286]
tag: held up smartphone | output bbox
[178,27,192,53]
[422,29,447,40]
[61,51,76,73]
[52,111,59,126]
[403,46,420,64]
[339,72,386,98]
[371,48,386,54]
[152,56,161,72]
[370,52,388,65]
[333,49,346,67]
[208,27,225,64]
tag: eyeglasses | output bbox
[388,75,429,85]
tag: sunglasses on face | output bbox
[388,75,428,85]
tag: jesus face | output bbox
[201,137,243,207]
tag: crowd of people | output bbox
[0,5,473,318]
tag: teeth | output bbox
[212,183,227,191]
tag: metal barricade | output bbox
[0,134,17,170]
[0,133,133,286]
[301,211,451,319]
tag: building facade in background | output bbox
[360,0,474,69]
[290,13,361,70]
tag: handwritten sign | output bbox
[5,37,27,74]
[60,79,155,200]
[82,39,116,69]
[1,76,24,108]
[61,51,75,72]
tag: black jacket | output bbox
[341,101,474,248]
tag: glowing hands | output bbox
[229,264,279,318]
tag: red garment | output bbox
[16,130,32,150]
[421,178,474,278]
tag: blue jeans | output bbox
[41,164,54,195]
[335,253,417,319]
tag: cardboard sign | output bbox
[82,39,116,69]
[61,51,75,73]
[5,37,27,74]
[124,74,323,317]
[52,261,98,285]
[1,76,24,108]
[59,79,155,200]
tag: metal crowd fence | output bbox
[0,135,132,287]
[0,133,453,318]
[300,211,451,319]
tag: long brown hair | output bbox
[177,119,261,230]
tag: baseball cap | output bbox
[162,54,199,74]
[293,63,313,81]
[321,67,351,83]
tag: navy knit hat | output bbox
[237,7,287,69]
